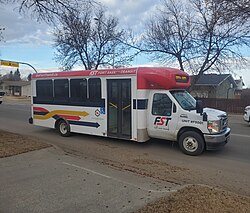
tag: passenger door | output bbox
[107,79,131,139]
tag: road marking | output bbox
[63,162,112,179]
[62,162,177,193]
[231,133,250,138]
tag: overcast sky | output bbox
[0,0,250,87]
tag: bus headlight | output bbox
[207,120,220,133]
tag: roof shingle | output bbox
[192,74,235,86]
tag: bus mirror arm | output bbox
[202,112,208,121]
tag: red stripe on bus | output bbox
[58,115,81,121]
[33,107,49,112]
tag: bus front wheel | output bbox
[57,120,71,137]
[178,131,204,156]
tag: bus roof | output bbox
[32,67,190,90]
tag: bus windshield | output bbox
[170,90,196,110]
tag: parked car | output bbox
[243,106,250,122]
[0,92,5,104]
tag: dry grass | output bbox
[136,185,250,213]
[0,130,51,158]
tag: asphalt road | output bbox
[0,101,249,161]
[0,101,250,199]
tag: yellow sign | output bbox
[0,60,19,68]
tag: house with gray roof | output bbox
[190,74,243,99]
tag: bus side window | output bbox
[36,80,53,103]
[152,93,172,116]
[89,78,101,101]
[54,79,69,103]
[70,79,87,103]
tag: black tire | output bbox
[178,131,205,156]
[0,101,2,104]
[57,120,71,137]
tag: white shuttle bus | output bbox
[29,67,230,155]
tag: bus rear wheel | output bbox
[57,120,71,137]
[178,131,204,156]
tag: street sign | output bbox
[0,60,19,68]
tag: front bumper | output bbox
[244,113,249,122]
[204,128,230,150]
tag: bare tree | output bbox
[54,5,133,70]
[215,0,250,21]
[143,0,250,84]
[190,0,250,78]
[0,27,4,57]
[142,0,195,71]
[1,0,93,23]
[0,27,4,42]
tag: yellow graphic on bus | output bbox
[34,110,89,120]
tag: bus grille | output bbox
[220,114,228,131]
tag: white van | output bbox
[244,106,250,123]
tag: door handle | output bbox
[122,104,131,111]
[109,102,118,108]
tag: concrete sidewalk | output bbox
[0,147,179,213]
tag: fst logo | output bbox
[89,71,98,76]
[154,117,172,126]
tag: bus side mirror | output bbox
[196,100,203,115]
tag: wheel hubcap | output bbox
[183,137,198,152]
[60,123,67,134]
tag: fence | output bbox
[198,98,250,113]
